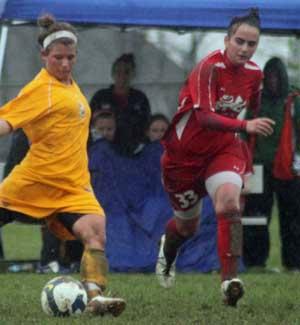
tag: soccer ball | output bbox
[41,276,88,317]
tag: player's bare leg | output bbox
[73,214,126,316]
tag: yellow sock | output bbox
[80,248,108,299]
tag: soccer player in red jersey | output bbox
[156,8,275,307]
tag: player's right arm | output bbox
[187,56,250,133]
[0,119,12,136]
[188,56,275,136]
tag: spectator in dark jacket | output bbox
[243,57,300,272]
[90,53,151,156]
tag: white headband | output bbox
[43,30,77,49]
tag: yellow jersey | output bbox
[0,68,103,221]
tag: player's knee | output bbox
[214,182,241,216]
[81,228,105,245]
[215,196,240,216]
[176,218,199,237]
[73,215,106,249]
[179,227,197,237]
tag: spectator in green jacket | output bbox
[243,57,300,272]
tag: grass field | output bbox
[0,215,299,324]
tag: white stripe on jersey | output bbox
[208,66,214,112]
[175,110,192,140]
[196,50,220,110]
[244,62,260,70]
[177,96,188,111]
[214,62,226,69]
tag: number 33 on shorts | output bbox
[174,190,199,209]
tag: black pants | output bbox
[0,231,4,259]
[40,225,61,266]
[243,167,300,269]
[40,226,83,266]
[0,208,83,266]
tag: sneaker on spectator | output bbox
[221,278,244,307]
[36,261,70,274]
[246,266,281,274]
[285,267,300,274]
[85,295,126,317]
[70,261,81,273]
[155,235,176,288]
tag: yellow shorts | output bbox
[0,170,104,240]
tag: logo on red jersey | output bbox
[216,95,247,116]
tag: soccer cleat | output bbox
[155,235,176,288]
[221,278,244,307]
[85,295,126,317]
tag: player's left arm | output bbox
[195,109,247,132]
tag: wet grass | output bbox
[0,211,296,324]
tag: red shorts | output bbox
[161,150,246,214]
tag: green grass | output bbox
[0,215,299,324]
[0,272,300,324]
[2,223,41,260]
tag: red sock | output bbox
[217,214,242,281]
[164,219,188,266]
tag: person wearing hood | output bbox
[243,57,300,272]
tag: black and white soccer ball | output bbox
[41,276,88,317]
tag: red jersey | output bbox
[162,50,262,165]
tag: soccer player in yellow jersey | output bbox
[0,14,125,317]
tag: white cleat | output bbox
[221,278,244,307]
[155,235,176,288]
[85,295,126,317]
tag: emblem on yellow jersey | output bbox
[78,102,86,118]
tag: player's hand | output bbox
[245,118,275,136]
